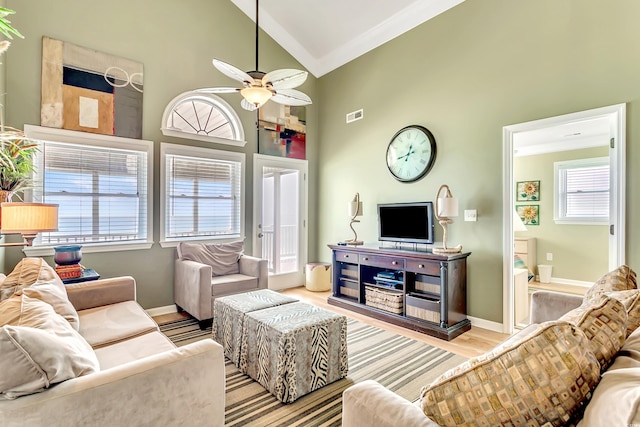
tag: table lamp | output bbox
[514,209,528,232]
[432,185,462,254]
[345,193,363,246]
[0,202,59,247]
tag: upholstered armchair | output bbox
[174,241,268,328]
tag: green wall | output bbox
[514,146,609,282]
[4,0,319,309]
[316,0,640,323]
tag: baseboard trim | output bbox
[548,277,592,287]
[146,305,178,317]
[467,315,504,333]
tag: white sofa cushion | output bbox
[0,294,99,400]
[78,300,158,348]
[94,331,176,370]
[20,280,79,331]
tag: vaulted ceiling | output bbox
[229,0,465,77]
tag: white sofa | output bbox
[343,265,640,427]
[0,265,225,427]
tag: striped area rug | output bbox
[159,316,466,427]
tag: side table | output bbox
[61,268,100,284]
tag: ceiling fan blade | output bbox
[263,69,308,90]
[195,87,241,94]
[212,59,255,84]
[271,89,312,106]
[241,98,259,111]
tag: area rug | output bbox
[159,316,466,427]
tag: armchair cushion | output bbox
[177,241,244,276]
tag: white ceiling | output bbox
[229,0,465,77]
[513,116,611,157]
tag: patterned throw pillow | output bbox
[584,265,637,301]
[419,321,600,426]
[559,295,627,371]
[606,290,640,338]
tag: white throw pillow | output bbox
[0,294,99,400]
[19,279,79,331]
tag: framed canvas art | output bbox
[516,204,540,226]
[41,36,143,139]
[516,180,540,201]
[258,103,306,159]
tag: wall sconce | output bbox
[345,193,363,246]
[0,202,59,247]
[433,185,462,254]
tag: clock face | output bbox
[386,125,437,182]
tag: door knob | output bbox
[258,233,263,238]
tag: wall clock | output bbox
[386,125,437,182]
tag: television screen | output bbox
[378,202,435,244]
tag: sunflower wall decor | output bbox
[516,180,540,201]
[517,205,539,226]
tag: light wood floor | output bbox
[155,287,510,358]
[280,287,510,358]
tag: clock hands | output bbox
[397,144,414,161]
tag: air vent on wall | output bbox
[346,109,364,124]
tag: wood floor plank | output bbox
[153,287,510,359]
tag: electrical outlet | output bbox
[546,253,553,261]
[464,210,477,222]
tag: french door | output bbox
[253,154,308,290]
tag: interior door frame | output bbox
[252,153,308,290]
[501,103,626,334]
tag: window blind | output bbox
[556,157,609,223]
[32,141,149,245]
[165,153,242,239]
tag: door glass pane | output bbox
[261,167,300,275]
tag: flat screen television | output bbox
[378,202,435,244]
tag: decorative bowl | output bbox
[54,245,83,265]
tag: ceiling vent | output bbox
[346,109,364,124]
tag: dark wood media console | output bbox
[327,244,471,341]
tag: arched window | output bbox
[161,91,246,146]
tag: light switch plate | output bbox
[464,209,477,222]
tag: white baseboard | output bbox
[146,305,178,317]
[548,277,592,287]
[467,315,504,333]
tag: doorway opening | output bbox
[502,104,626,333]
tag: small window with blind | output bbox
[160,143,244,245]
[25,125,153,250]
[554,157,609,225]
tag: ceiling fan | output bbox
[196,0,312,111]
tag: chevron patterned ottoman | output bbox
[240,302,348,403]
[213,289,298,366]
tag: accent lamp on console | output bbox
[432,185,462,254]
[345,193,363,246]
[0,202,59,247]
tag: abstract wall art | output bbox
[41,36,143,139]
[258,102,306,160]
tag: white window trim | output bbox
[160,91,247,147]
[159,142,245,248]
[554,156,609,225]
[23,125,154,256]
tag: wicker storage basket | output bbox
[365,285,403,314]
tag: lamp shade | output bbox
[348,193,363,217]
[437,196,458,218]
[1,203,59,234]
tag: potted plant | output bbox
[0,7,30,203]
[0,127,37,201]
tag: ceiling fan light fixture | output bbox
[241,86,273,107]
